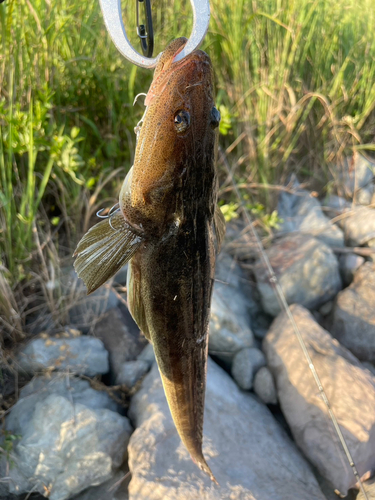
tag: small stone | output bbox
[115,360,149,388]
[254,234,342,317]
[231,347,266,390]
[253,366,277,405]
[16,336,109,377]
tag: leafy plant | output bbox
[0,429,21,468]
[247,203,283,230]
[219,202,239,222]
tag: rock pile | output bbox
[2,155,375,500]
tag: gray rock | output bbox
[71,470,130,500]
[251,312,273,340]
[318,301,334,317]
[136,343,155,367]
[338,206,375,246]
[16,335,109,377]
[231,347,266,390]
[362,362,375,377]
[357,476,375,500]
[2,374,132,500]
[253,366,277,405]
[264,304,375,496]
[69,284,119,333]
[336,154,374,203]
[254,234,342,316]
[113,264,128,287]
[127,359,325,500]
[17,372,118,412]
[209,253,256,363]
[223,219,259,260]
[324,193,375,247]
[356,186,373,205]
[92,305,147,383]
[339,253,365,285]
[332,262,375,362]
[115,360,149,388]
[277,176,344,247]
[323,194,351,214]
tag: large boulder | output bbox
[277,175,344,247]
[254,234,342,316]
[263,304,375,496]
[16,333,109,377]
[127,359,325,500]
[1,374,132,500]
[332,262,375,362]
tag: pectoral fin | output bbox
[73,211,143,294]
[214,204,226,253]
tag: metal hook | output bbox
[99,0,210,69]
[136,0,154,58]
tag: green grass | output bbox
[0,0,374,333]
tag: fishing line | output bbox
[222,152,369,499]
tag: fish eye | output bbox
[174,110,190,133]
[210,106,221,129]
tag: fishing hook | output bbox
[99,0,210,68]
[96,203,120,219]
[136,0,153,58]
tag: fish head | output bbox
[120,37,220,232]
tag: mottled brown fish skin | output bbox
[126,38,220,482]
[74,37,224,482]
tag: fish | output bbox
[73,37,225,483]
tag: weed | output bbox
[0,0,374,331]
[0,429,21,468]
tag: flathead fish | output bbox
[73,37,225,483]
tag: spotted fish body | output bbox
[74,38,225,482]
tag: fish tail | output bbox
[191,452,219,485]
[159,367,218,484]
